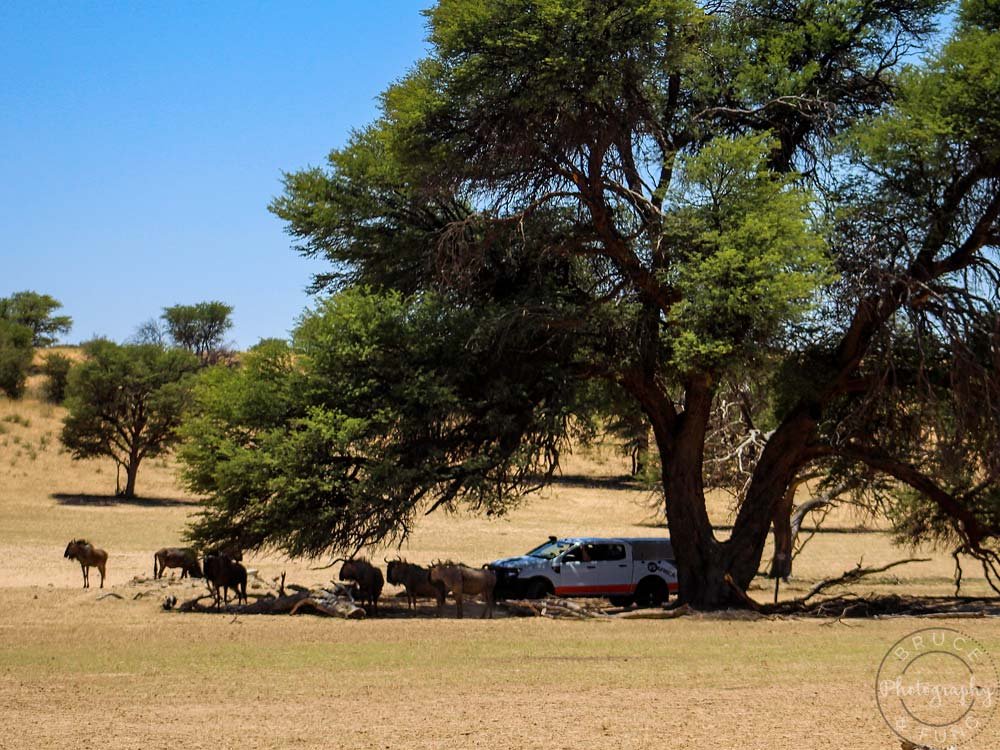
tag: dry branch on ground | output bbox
[501,597,616,619]
[169,581,366,618]
[791,558,931,604]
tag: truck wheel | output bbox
[524,578,553,599]
[634,577,669,608]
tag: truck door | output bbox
[554,543,631,596]
[587,543,632,595]
[553,545,589,595]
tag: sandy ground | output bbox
[1,389,999,749]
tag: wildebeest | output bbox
[64,539,108,589]
[339,559,383,616]
[429,561,497,619]
[203,553,247,607]
[386,557,446,611]
[153,547,203,579]
[205,543,242,562]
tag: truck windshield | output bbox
[526,540,574,559]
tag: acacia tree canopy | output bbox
[180,290,578,556]
[188,0,1000,605]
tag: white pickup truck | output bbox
[488,536,678,607]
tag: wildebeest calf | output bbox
[203,553,247,607]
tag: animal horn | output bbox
[309,556,347,571]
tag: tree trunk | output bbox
[123,458,140,499]
[727,410,818,593]
[769,484,797,580]
[630,427,650,476]
[651,376,753,608]
[651,395,816,609]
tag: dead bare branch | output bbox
[794,557,930,604]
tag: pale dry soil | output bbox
[1,387,999,749]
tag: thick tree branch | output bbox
[836,443,991,546]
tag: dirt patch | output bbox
[2,587,998,749]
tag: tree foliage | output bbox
[161,301,234,364]
[181,290,579,556]
[40,352,73,404]
[0,320,34,399]
[62,340,199,498]
[0,290,72,347]
[189,0,1000,603]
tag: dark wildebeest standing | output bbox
[64,539,108,589]
[430,562,496,619]
[203,553,247,607]
[386,558,446,612]
[339,559,383,616]
[205,544,242,562]
[153,547,203,579]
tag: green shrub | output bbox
[0,320,33,398]
[41,352,73,403]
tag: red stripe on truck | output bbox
[553,582,680,596]
[554,584,635,596]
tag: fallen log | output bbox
[290,598,365,619]
[172,580,366,618]
[237,592,312,614]
[176,591,309,614]
[501,597,613,619]
[500,601,541,617]
[616,604,692,620]
[540,604,591,619]
[176,593,220,612]
[793,558,931,604]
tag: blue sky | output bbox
[0,1,430,347]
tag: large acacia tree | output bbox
[187,0,1000,606]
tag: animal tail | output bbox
[153,554,158,578]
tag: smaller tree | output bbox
[40,352,73,403]
[0,291,72,347]
[130,317,167,346]
[0,320,34,398]
[62,340,199,498]
[161,302,234,364]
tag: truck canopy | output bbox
[625,539,674,562]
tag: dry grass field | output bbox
[1,377,999,749]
